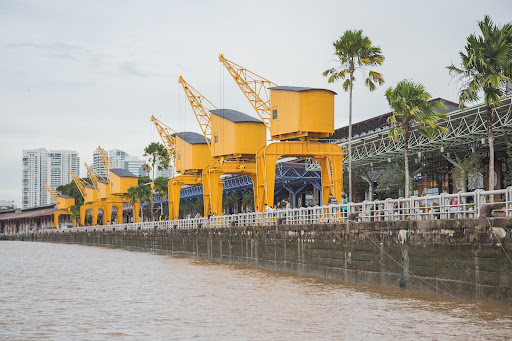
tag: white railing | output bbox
[8,187,512,234]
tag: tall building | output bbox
[124,156,146,177]
[22,148,80,208]
[92,148,129,177]
[154,159,174,179]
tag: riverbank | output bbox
[6,218,512,305]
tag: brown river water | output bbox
[1,241,511,340]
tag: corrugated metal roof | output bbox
[210,109,262,123]
[0,205,58,221]
[269,86,337,95]
[110,168,136,178]
[176,132,209,145]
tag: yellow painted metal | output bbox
[42,181,75,228]
[175,135,211,174]
[270,88,335,140]
[255,141,346,210]
[178,76,216,148]
[202,160,258,216]
[110,172,138,196]
[168,174,202,219]
[97,146,115,181]
[84,163,138,225]
[219,55,275,132]
[151,115,176,165]
[210,112,266,159]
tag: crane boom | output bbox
[219,54,276,132]
[178,76,217,149]
[151,115,177,165]
[97,146,114,180]
[42,181,61,204]
[68,170,87,199]
[85,163,103,190]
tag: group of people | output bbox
[263,200,292,212]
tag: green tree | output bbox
[143,142,170,180]
[323,29,385,202]
[385,80,448,197]
[126,184,151,222]
[241,191,254,211]
[447,15,512,190]
[154,176,168,219]
[138,175,152,185]
[69,204,80,223]
[446,153,483,192]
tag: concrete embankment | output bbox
[8,218,512,305]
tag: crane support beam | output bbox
[169,174,203,220]
[97,146,114,181]
[255,141,346,210]
[202,160,258,216]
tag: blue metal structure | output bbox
[153,162,323,209]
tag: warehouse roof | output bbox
[110,168,136,178]
[176,132,209,145]
[269,86,337,95]
[0,204,57,221]
[210,109,262,123]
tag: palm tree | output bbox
[127,184,151,222]
[143,142,170,180]
[153,176,168,219]
[323,29,385,202]
[447,16,512,191]
[385,80,448,197]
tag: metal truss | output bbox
[339,96,512,169]
[179,162,321,201]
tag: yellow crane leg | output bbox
[53,211,60,228]
[133,201,140,223]
[114,203,123,224]
[256,141,346,209]
[92,206,99,226]
[104,202,113,224]
[80,205,87,226]
[169,175,202,220]
[203,160,258,216]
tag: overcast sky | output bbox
[1,0,511,206]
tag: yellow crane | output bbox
[220,55,346,209]
[84,163,108,225]
[179,76,266,215]
[69,169,106,226]
[42,181,76,228]
[151,116,209,219]
[96,146,139,224]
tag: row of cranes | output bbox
[43,146,140,228]
[154,55,346,219]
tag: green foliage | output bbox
[447,16,512,109]
[450,153,483,191]
[143,142,170,179]
[241,191,254,209]
[192,198,204,217]
[223,192,239,214]
[179,200,194,219]
[385,80,448,197]
[138,175,152,185]
[376,163,405,198]
[126,184,152,221]
[69,204,80,220]
[153,176,168,199]
[343,169,367,202]
[323,29,385,91]
[57,178,92,207]
[386,81,449,141]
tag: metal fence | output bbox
[21,187,512,234]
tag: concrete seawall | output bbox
[8,218,512,305]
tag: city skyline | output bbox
[2,0,511,206]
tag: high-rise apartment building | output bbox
[92,148,128,177]
[22,148,80,208]
[124,156,146,177]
